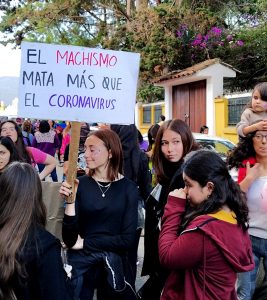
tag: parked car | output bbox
[192,133,235,160]
[192,133,238,181]
[142,132,235,159]
[142,131,237,180]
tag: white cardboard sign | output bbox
[18,42,140,124]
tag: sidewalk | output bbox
[136,236,149,291]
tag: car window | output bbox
[196,139,234,156]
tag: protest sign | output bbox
[18,42,140,124]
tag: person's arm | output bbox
[237,109,267,136]
[39,154,57,180]
[27,147,56,180]
[239,161,262,193]
[60,180,82,248]
[242,120,267,136]
[159,190,204,269]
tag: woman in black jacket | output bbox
[110,124,152,283]
[141,119,199,299]
[0,162,68,300]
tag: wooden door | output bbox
[172,80,206,132]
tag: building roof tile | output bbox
[152,58,239,84]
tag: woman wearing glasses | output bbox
[60,129,139,300]
[228,127,267,299]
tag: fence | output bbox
[226,93,251,126]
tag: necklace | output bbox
[95,180,112,197]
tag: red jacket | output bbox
[237,157,257,183]
[159,196,254,300]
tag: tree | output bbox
[0,1,129,46]
[1,0,267,101]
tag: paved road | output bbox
[136,236,149,292]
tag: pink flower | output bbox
[226,35,233,41]
[203,35,209,42]
[236,40,244,46]
[191,38,201,46]
[176,30,182,38]
[210,27,222,36]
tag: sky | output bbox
[0,44,21,77]
[0,7,21,77]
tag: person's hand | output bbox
[59,181,73,198]
[59,179,79,200]
[71,235,84,250]
[245,161,262,181]
[169,188,187,199]
[255,120,267,131]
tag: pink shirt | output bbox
[60,134,71,156]
[27,146,47,165]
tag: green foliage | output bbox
[0,0,267,101]
[224,25,267,91]
[137,83,164,103]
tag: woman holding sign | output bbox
[0,120,56,180]
[60,129,139,300]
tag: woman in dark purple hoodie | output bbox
[159,150,254,300]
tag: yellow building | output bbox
[136,94,250,144]
[137,101,165,134]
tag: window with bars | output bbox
[228,97,250,126]
[154,105,162,123]
[143,106,151,124]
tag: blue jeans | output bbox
[237,235,267,300]
[38,163,58,182]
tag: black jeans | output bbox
[67,250,137,300]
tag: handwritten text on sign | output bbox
[18,42,140,124]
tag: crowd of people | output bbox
[0,82,267,300]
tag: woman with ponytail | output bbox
[158,150,254,300]
[0,162,68,300]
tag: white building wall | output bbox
[164,86,172,120]
[155,62,237,134]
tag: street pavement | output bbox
[136,235,149,292]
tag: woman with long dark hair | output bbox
[159,150,254,299]
[141,119,199,299]
[0,120,56,180]
[0,136,21,172]
[0,162,68,300]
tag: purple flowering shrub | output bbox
[176,24,244,62]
